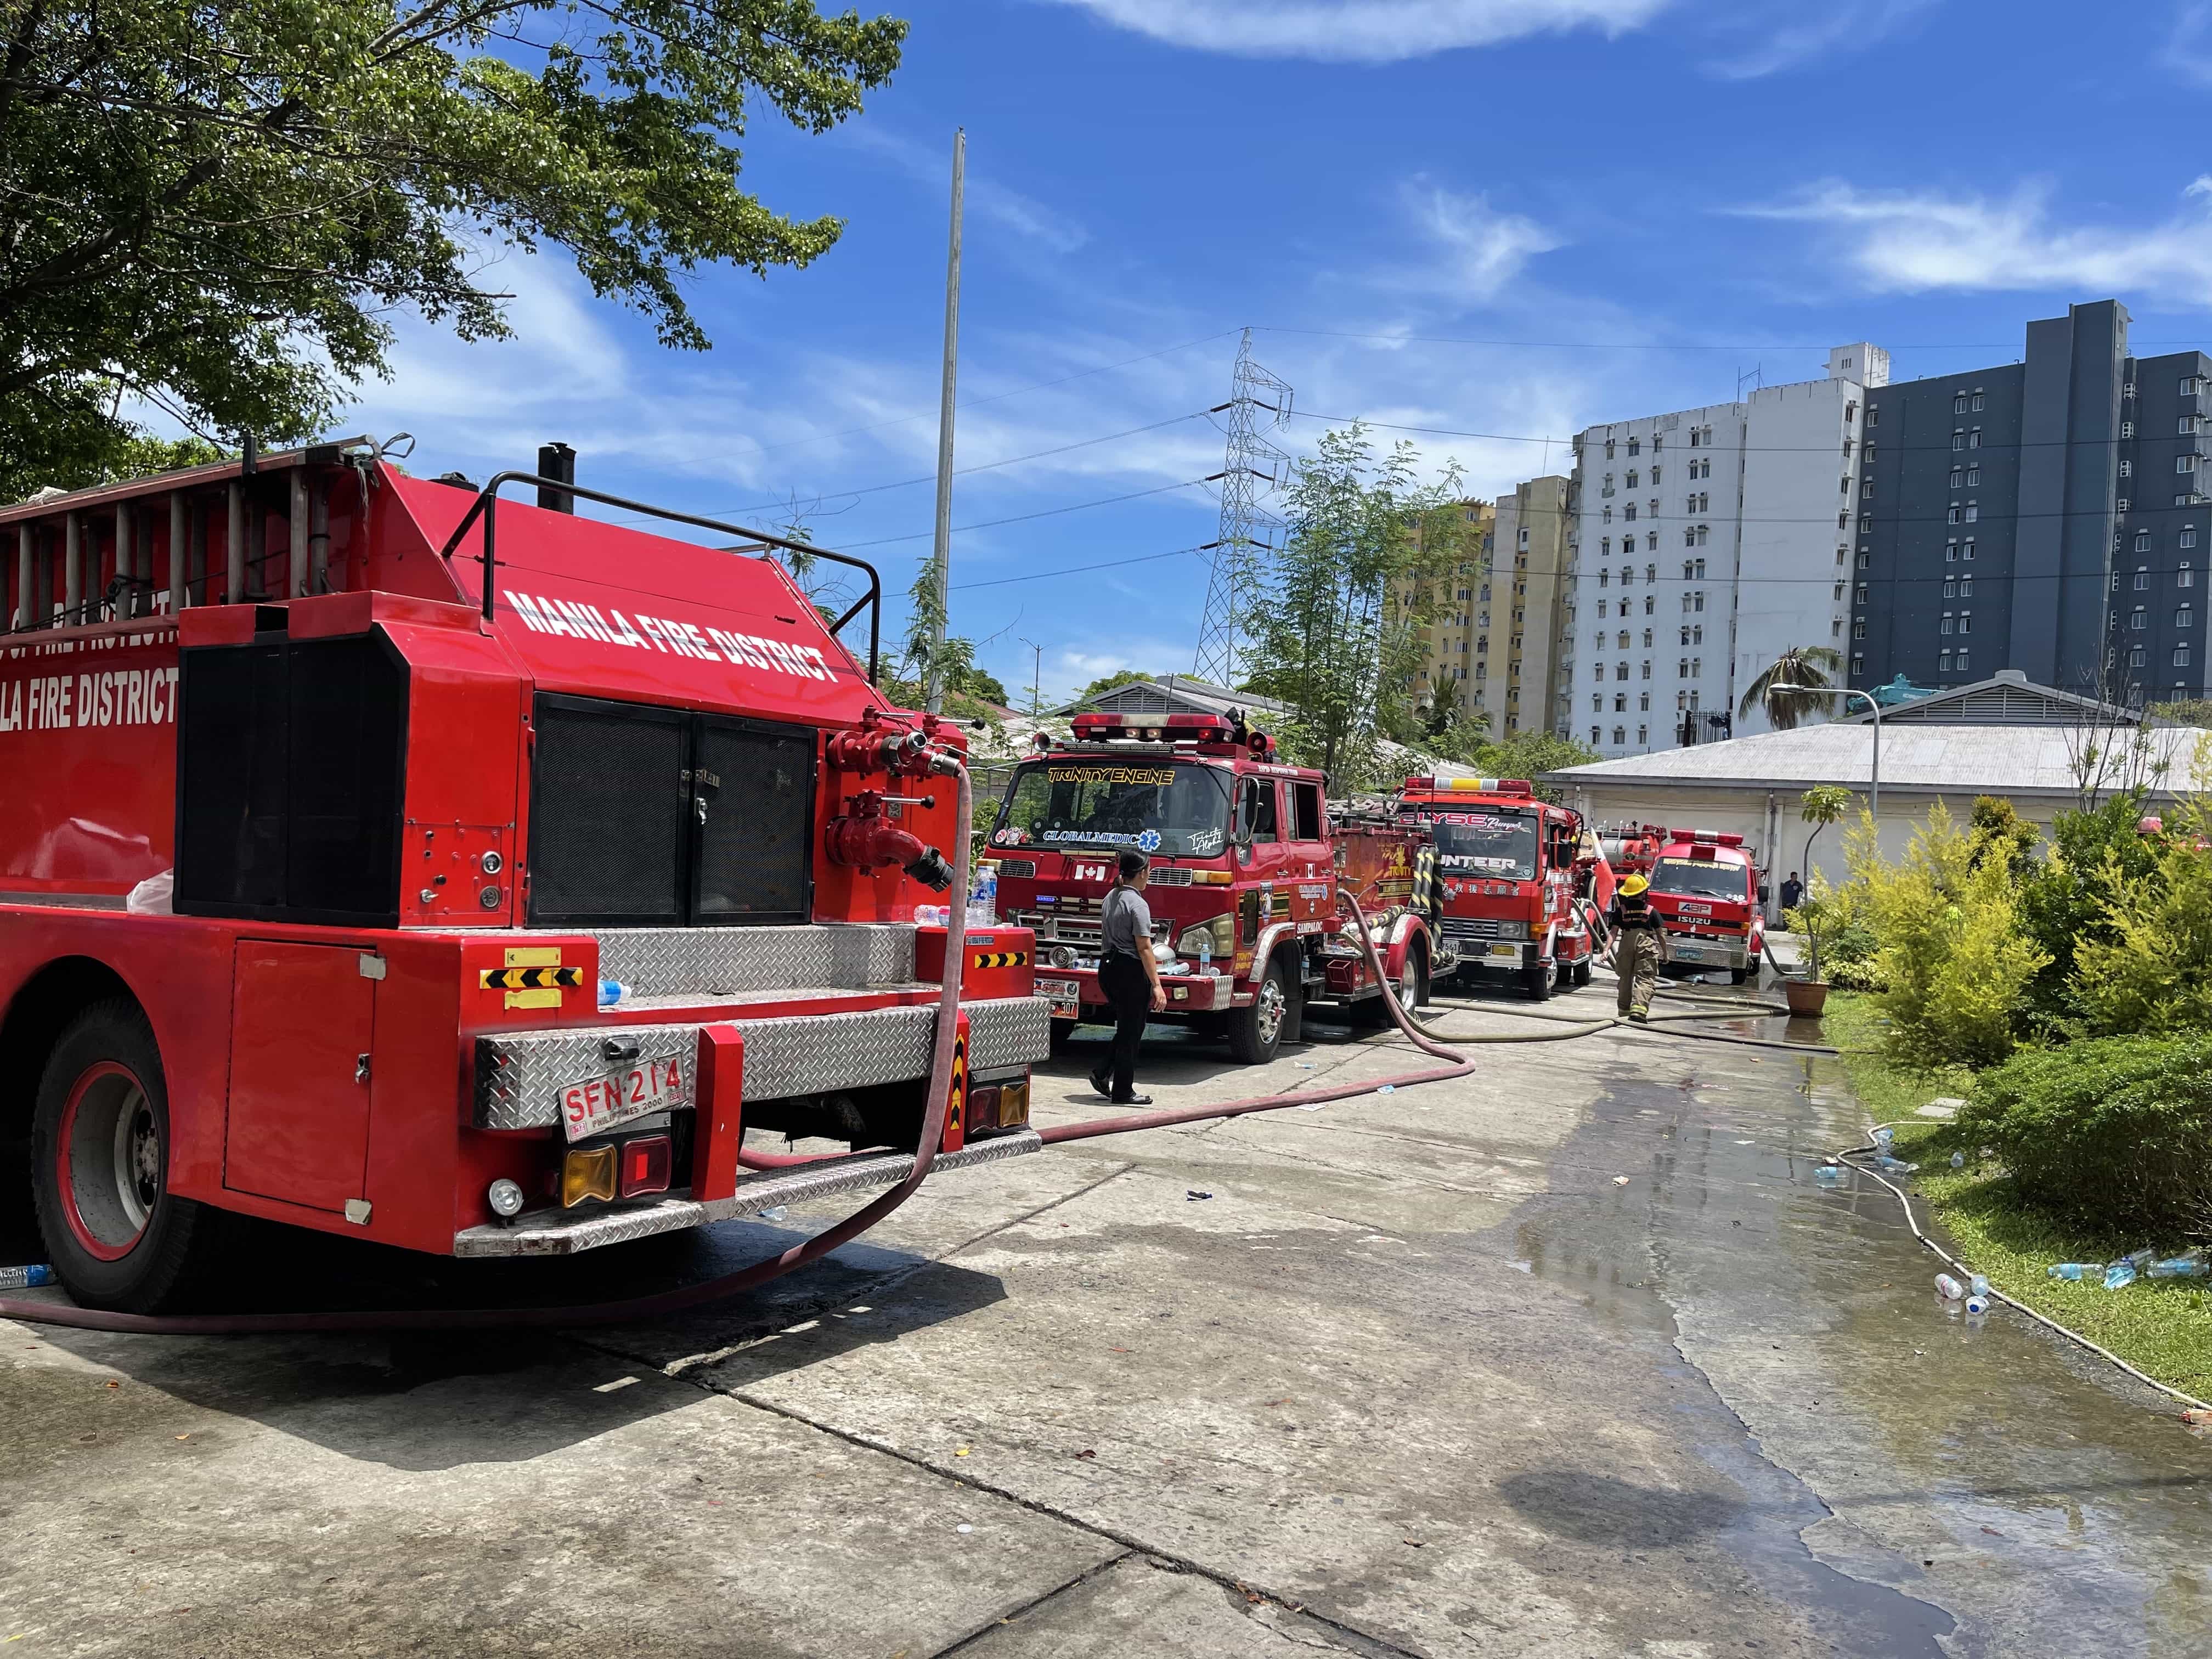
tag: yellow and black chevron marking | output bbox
[946,1042,968,1137]
[478,966,585,990]
[970,950,1028,969]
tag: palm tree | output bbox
[1739,645,1846,732]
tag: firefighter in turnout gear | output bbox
[1607,873,1668,1023]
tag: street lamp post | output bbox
[1769,682,1880,819]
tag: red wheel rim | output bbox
[55,1060,159,1262]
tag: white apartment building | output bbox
[1560,343,1887,759]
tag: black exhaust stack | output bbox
[536,443,575,513]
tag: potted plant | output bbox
[1781,784,1854,1017]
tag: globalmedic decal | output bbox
[504,590,838,682]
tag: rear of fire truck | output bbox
[1644,830,1767,985]
[0,444,1051,1312]
[983,712,1433,1065]
[1395,778,1594,1001]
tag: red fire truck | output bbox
[981,712,1439,1064]
[1394,777,1596,1000]
[1643,829,1767,985]
[1599,822,1668,881]
[0,443,1049,1312]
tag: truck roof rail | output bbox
[436,470,883,685]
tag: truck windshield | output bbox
[990,760,1233,858]
[1416,809,1539,879]
[1650,856,1749,900]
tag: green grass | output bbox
[1821,991,2212,1400]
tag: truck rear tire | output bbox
[32,1000,228,1314]
[1353,941,1427,1026]
[1571,956,1593,988]
[1227,957,1297,1064]
[1049,1017,1079,1051]
[1522,962,1554,1002]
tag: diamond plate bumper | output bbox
[452,1128,1045,1256]
[471,996,1053,1130]
[590,923,913,997]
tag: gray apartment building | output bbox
[1851,298,2212,708]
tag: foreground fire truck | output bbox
[1641,830,1768,985]
[981,713,1440,1063]
[0,443,1049,1312]
[1393,777,1598,1000]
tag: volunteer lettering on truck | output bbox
[0,441,1053,1313]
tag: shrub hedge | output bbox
[1960,1034,2212,1240]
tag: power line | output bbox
[836,476,1213,551]
[1251,325,2212,351]
[952,544,1209,591]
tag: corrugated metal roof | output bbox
[1844,672,2129,727]
[1543,721,2208,798]
[1064,675,1291,718]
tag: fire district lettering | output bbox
[0,667,178,734]
[504,590,836,682]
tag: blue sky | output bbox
[347,0,2212,707]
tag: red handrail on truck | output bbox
[0,447,1050,1312]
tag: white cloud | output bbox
[1402,184,1563,301]
[1030,0,1669,64]
[1738,178,2212,308]
[2166,2,2212,86]
[1705,0,1939,80]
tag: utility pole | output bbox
[1018,636,1045,717]
[925,128,966,713]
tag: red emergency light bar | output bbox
[1401,777,1533,795]
[1069,710,1274,757]
[1667,829,1745,847]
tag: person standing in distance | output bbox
[1606,872,1668,1023]
[1779,870,1804,917]
[1091,849,1167,1104]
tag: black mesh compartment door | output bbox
[175,642,289,912]
[285,635,407,919]
[693,716,815,926]
[528,695,689,926]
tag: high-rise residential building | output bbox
[1486,476,1570,737]
[1564,345,1881,759]
[1851,299,2211,708]
[1406,499,1493,722]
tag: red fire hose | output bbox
[0,816,1559,1335]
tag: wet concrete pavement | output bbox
[3,978,2208,1656]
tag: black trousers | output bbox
[1092,953,1150,1101]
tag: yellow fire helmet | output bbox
[1619,873,1650,898]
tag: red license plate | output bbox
[559,1057,689,1143]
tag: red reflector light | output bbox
[619,1134,672,1198]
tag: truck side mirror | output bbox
[1758,884,1771,904]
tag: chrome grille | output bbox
[1442,917,1502,940]
[1148,868,1192,886]
[995,859,1037,879]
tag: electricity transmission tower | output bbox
[1192,329,1293,687]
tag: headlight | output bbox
[1494,920,1530,941]
[1177,915,1236,958]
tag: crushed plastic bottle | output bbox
[0,1263,54,1290]
[1934,1273,1966,1300]
[1950,1152,1966,1169]
[2046,1262,2104,1281]
[597,979,627,1008]
[1965,1292,1990,1316]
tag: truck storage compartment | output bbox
[174,627,408,924]
[527,692,815,928]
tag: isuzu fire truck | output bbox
[1393,777,1599,1001]
[1641,829,1768,985]
[980,712,1441,1064]
[0,442,1051,1312]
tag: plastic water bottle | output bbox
[759,1206,788,1223]
[0,1264,54,1290]
[1814,1163,1846,1183]
[1874,1154,1918,1175]
[968,867,997,928]
[2149,1255,2212,1280]
[597,979,627,1008]
[913,904,945,928]
[2047,1262,2103,1281]
[1968,1273,1989,1296]
[1197,932,1212,972]
[1872,1127,1895,1150]
[1965,1292,1990,1315]
[1934,1273,1966,1300]
[1950,1152,1966,1169]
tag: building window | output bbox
[2182,563,2196,588]
[2119,498,2131,512]
[1612,726,1625,745]
[2132,607,2148,630]
[1966,466,1980,486]
[1617,662,1629,680]
[1857,583,1869,605]
[1970,428,1982,449]
[2130,645,2148,669]
[1863,478,1875,499]
[2181,605,2196,628]
[1962,538,1975,561]
[1939,649,1952,672]
[2185,376,2202,396]
[1628,438,1640,455]
[1956,649,1969,673]
[2136,567,2151,589]
[2181,455,2200,475]
[1867,406,1879,426]
[2177,645,2194,668]
[1832,618,1843,637]
[1971,391,1985,411]
[1940,613,1954,636]
[1965,501,1979,522]
[1953,392,1967,414]
[1692,624,1702,644]
[1959,611,1972,635]
[1639,692,1650,712]
[1637,724,1647,746]
[1846,401,1857,423]
[1961,577,1973,596]
[1627,470,1639,489]
[1949,467,1963,489]
[1641,661,1652,680]
[1952,430,1965,452]
[1854,618,1867,639]
[1948,505,1963,524]
[1858,550,1870,570]
[2121,459,2134,479]
[2185,526,2200,549]
[1945,540,1958,562]
[1678,657,1689,678]
[1591,695,1602,712]
[1944,577,1957,598]
[1852,651,1866,673]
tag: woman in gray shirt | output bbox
[1091,849,1167,1104]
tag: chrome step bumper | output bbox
[452,1128,1045,1257]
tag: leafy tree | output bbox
[2016,791,2157,1020]
[0,1,905,499]
[1236,424,1474,787]
[1966,794,2040,881]
[1737,644,1845,731]
[2070,801,2212,1038]
[1790,785,1857,980]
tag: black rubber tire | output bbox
[1729,968,1751,986]
[1571,955,1593,988]
[1554,956,1573,990]
[1227,956,1297,1064]
[1522,962,1555,1002]
[31,999,228,1314]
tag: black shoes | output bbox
[1087,1074,1150,1105]
[1088,1073,1113,1099]
[1114,1093,1152,1106]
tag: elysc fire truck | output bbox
[0,442,1053,1312]
[979,712,1440,1063]
[1393,777,1600,1001]
[1640,829,1768,985]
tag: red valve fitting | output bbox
[823,791,955,889]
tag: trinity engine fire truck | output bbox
[1640,829,1768,985]
[981,712,1442,1064]
[0,441,1051,1312]
[1393,777,1603,1000]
